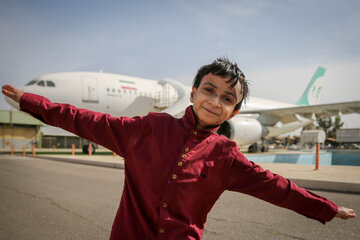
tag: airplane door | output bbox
[82,77,99,103]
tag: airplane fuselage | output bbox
[22,71,296,117]
[8,67,353,148]
[23,72,168,117]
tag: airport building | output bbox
[0,110,44,149]
[336,128,360,148]
[40,126,85,148]
[0,110,85,150]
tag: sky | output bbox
[1,0,359,128]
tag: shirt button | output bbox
[172,174,177,180]
[159,228,165,233]
[193,131,197,135]
[178,161,183,167]
[182,154,187,158]
[184,147,189,152]
[162,202,168,208]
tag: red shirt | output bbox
[20,93,338,240]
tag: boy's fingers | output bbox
[2,85,14,96]
[2,86,12,97]
[348,209,356,218]
[336,207,356,220]
[1,84,23,103]
[2,84,13,90]
[2,84,15,94]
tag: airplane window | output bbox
[46,81,55,87]
[26,80,37,86]
[106,88,110,92]
[112,88,115,93]
[118,89,121,93]
[37,80,45,87]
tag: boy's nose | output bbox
[209,96,221,107]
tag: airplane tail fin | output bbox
[296,67,326,106]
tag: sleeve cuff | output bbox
[316,200,338,224]
[19,92,43,115]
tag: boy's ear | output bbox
[226,110,239,121]
[190,87,197,103]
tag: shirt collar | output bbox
[181,106,220,134]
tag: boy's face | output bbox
[190,73,239,129]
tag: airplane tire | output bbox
[261,145,269,152]
[248,143,259,153]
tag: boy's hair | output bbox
[192,57,249,111]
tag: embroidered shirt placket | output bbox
[156,130,198,239]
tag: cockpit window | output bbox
[25,79,55,87]
[37,80,45,86]
[26,80,37,86]
[46,81,55,87]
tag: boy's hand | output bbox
[335,206,356,220]
[2,84,24,104]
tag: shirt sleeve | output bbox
[19,92,146,157]
[225,146,338,224]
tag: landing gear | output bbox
[261,144,269,152]
[248,141,269,153]
[248,143,260,153]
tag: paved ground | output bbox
[33,153,360,193]
[0,155,359,240]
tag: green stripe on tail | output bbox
[296,67,326,106]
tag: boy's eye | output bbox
[223,96,235,104]
[204,88,213,93]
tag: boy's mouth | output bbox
[203,107,219,116]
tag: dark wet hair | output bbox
[192,57,249,111]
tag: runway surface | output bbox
[0,155,359,240]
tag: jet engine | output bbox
[217,116,266,146]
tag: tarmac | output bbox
[14,153,360,194]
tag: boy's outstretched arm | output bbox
[2,84,24,103]
[335,206,356,220]
[1,84,144,157]
[226,147,357,224]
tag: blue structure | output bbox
[245,150,360,166]
[329,150,360,166]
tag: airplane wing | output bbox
[240,101,360,124]
[158,79,192,118]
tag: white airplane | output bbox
[4,67,360,152]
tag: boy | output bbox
[2,58,356,240]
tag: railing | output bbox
[154,83,178,109]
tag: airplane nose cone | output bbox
[4,96,20,110]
